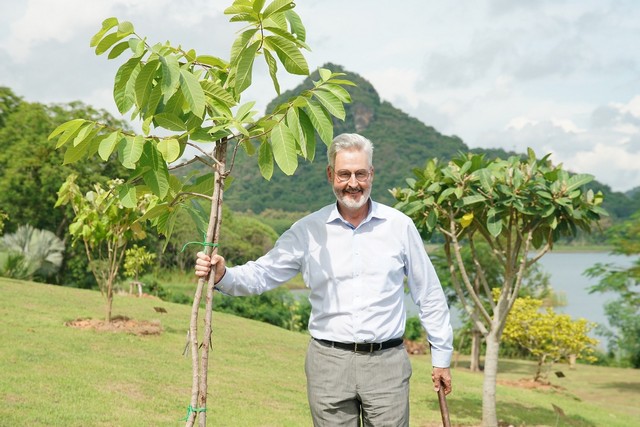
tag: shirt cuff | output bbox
[214,267,232,293]
[430,348,453,368]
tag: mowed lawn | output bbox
[1,278,639,426]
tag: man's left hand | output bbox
[432,367,452,395]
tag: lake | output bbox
[405,251,637,349]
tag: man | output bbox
[195,133,453,426]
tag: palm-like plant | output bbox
[0,225,65,280]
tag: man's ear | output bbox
[326,165,332,182]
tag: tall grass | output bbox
[1,278,638,426]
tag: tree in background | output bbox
[56,175,153,322]
[123,244,156,295]
[48,1,352,424]
[392,150,606,427]
[585,209,640,368]
[0,87,130,288]
[430,241,553,371]
[502,295,597,381]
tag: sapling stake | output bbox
[186,139,227,427]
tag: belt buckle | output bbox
[354,343,376,353]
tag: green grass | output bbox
[1,278,638,426]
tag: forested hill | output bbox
[196,64,639,218]
[222,64,471,212]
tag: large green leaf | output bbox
[270,122,297,175]
[90,17,119,47]
[98,131,121,161]
[196,55,228,69]
[459,194,486,206]
[253,0,266,13]
[263,0,295,19]
[201,80,236,106]
[157,138,181,163]
[230,28,258,65]
[71,123,96,147]
[49,119,86,146]
[298,109,316,161]
[286,107,306,157]
[159,54,181,101]
[264,26,310,50]
[179,68,206,118]
[140,144,170,199]
[135,60,160,109]
[258,140,274,180]
[234,41,260,94]
[113,57,142,113]
[284,9,306,42]
[63,137,91,165]
[118,184,137,209]
[121,135,145,169]
[321,84,351,103]
[304,99,332,146]
[116,21,134,37]
[95,32,125,55]
[566,174,594,193]
[154,113,186,132]
[263,49,280,94]
[183,175,214,196]
[143,84,163,120]
[264,35,308,75]
[107,41,130,59]
[487,209,503,237]
[314,89,345,120]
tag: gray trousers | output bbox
[305,339,412,427]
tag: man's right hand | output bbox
[194,251,227,284]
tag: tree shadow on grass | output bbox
[597,381,640,393]
[421,395,597,427]
[454,359,535,376]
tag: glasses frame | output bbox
[332,167,372,183]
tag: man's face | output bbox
[327,148,374,211]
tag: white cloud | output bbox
[0,0,111,62]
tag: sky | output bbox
[1,0,639,193]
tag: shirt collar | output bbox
[327,199,383,228]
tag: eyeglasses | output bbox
[332,168,371,183]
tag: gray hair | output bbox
[327,133,374,169]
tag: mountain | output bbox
[188,64,638,219]
[222,64,469,212]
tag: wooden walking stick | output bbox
[437,378,451,427]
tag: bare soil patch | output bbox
[404,339,428,355]
[65,315,162,336]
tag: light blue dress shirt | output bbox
[216,200,454,367]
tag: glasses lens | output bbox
[335,169,369,182]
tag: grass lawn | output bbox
[1,278,638,426]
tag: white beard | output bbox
[334,185,371,210]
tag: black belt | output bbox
[315,338,404,353]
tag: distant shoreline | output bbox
[425,243,614,254]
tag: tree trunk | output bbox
[106,282,113,323]
[470,328,482,372]
[534,354,546,382]
[481,330,500,427]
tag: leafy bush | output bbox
[404,316,424,341]
[214,288,310,332]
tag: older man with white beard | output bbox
[195,133,453,427]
